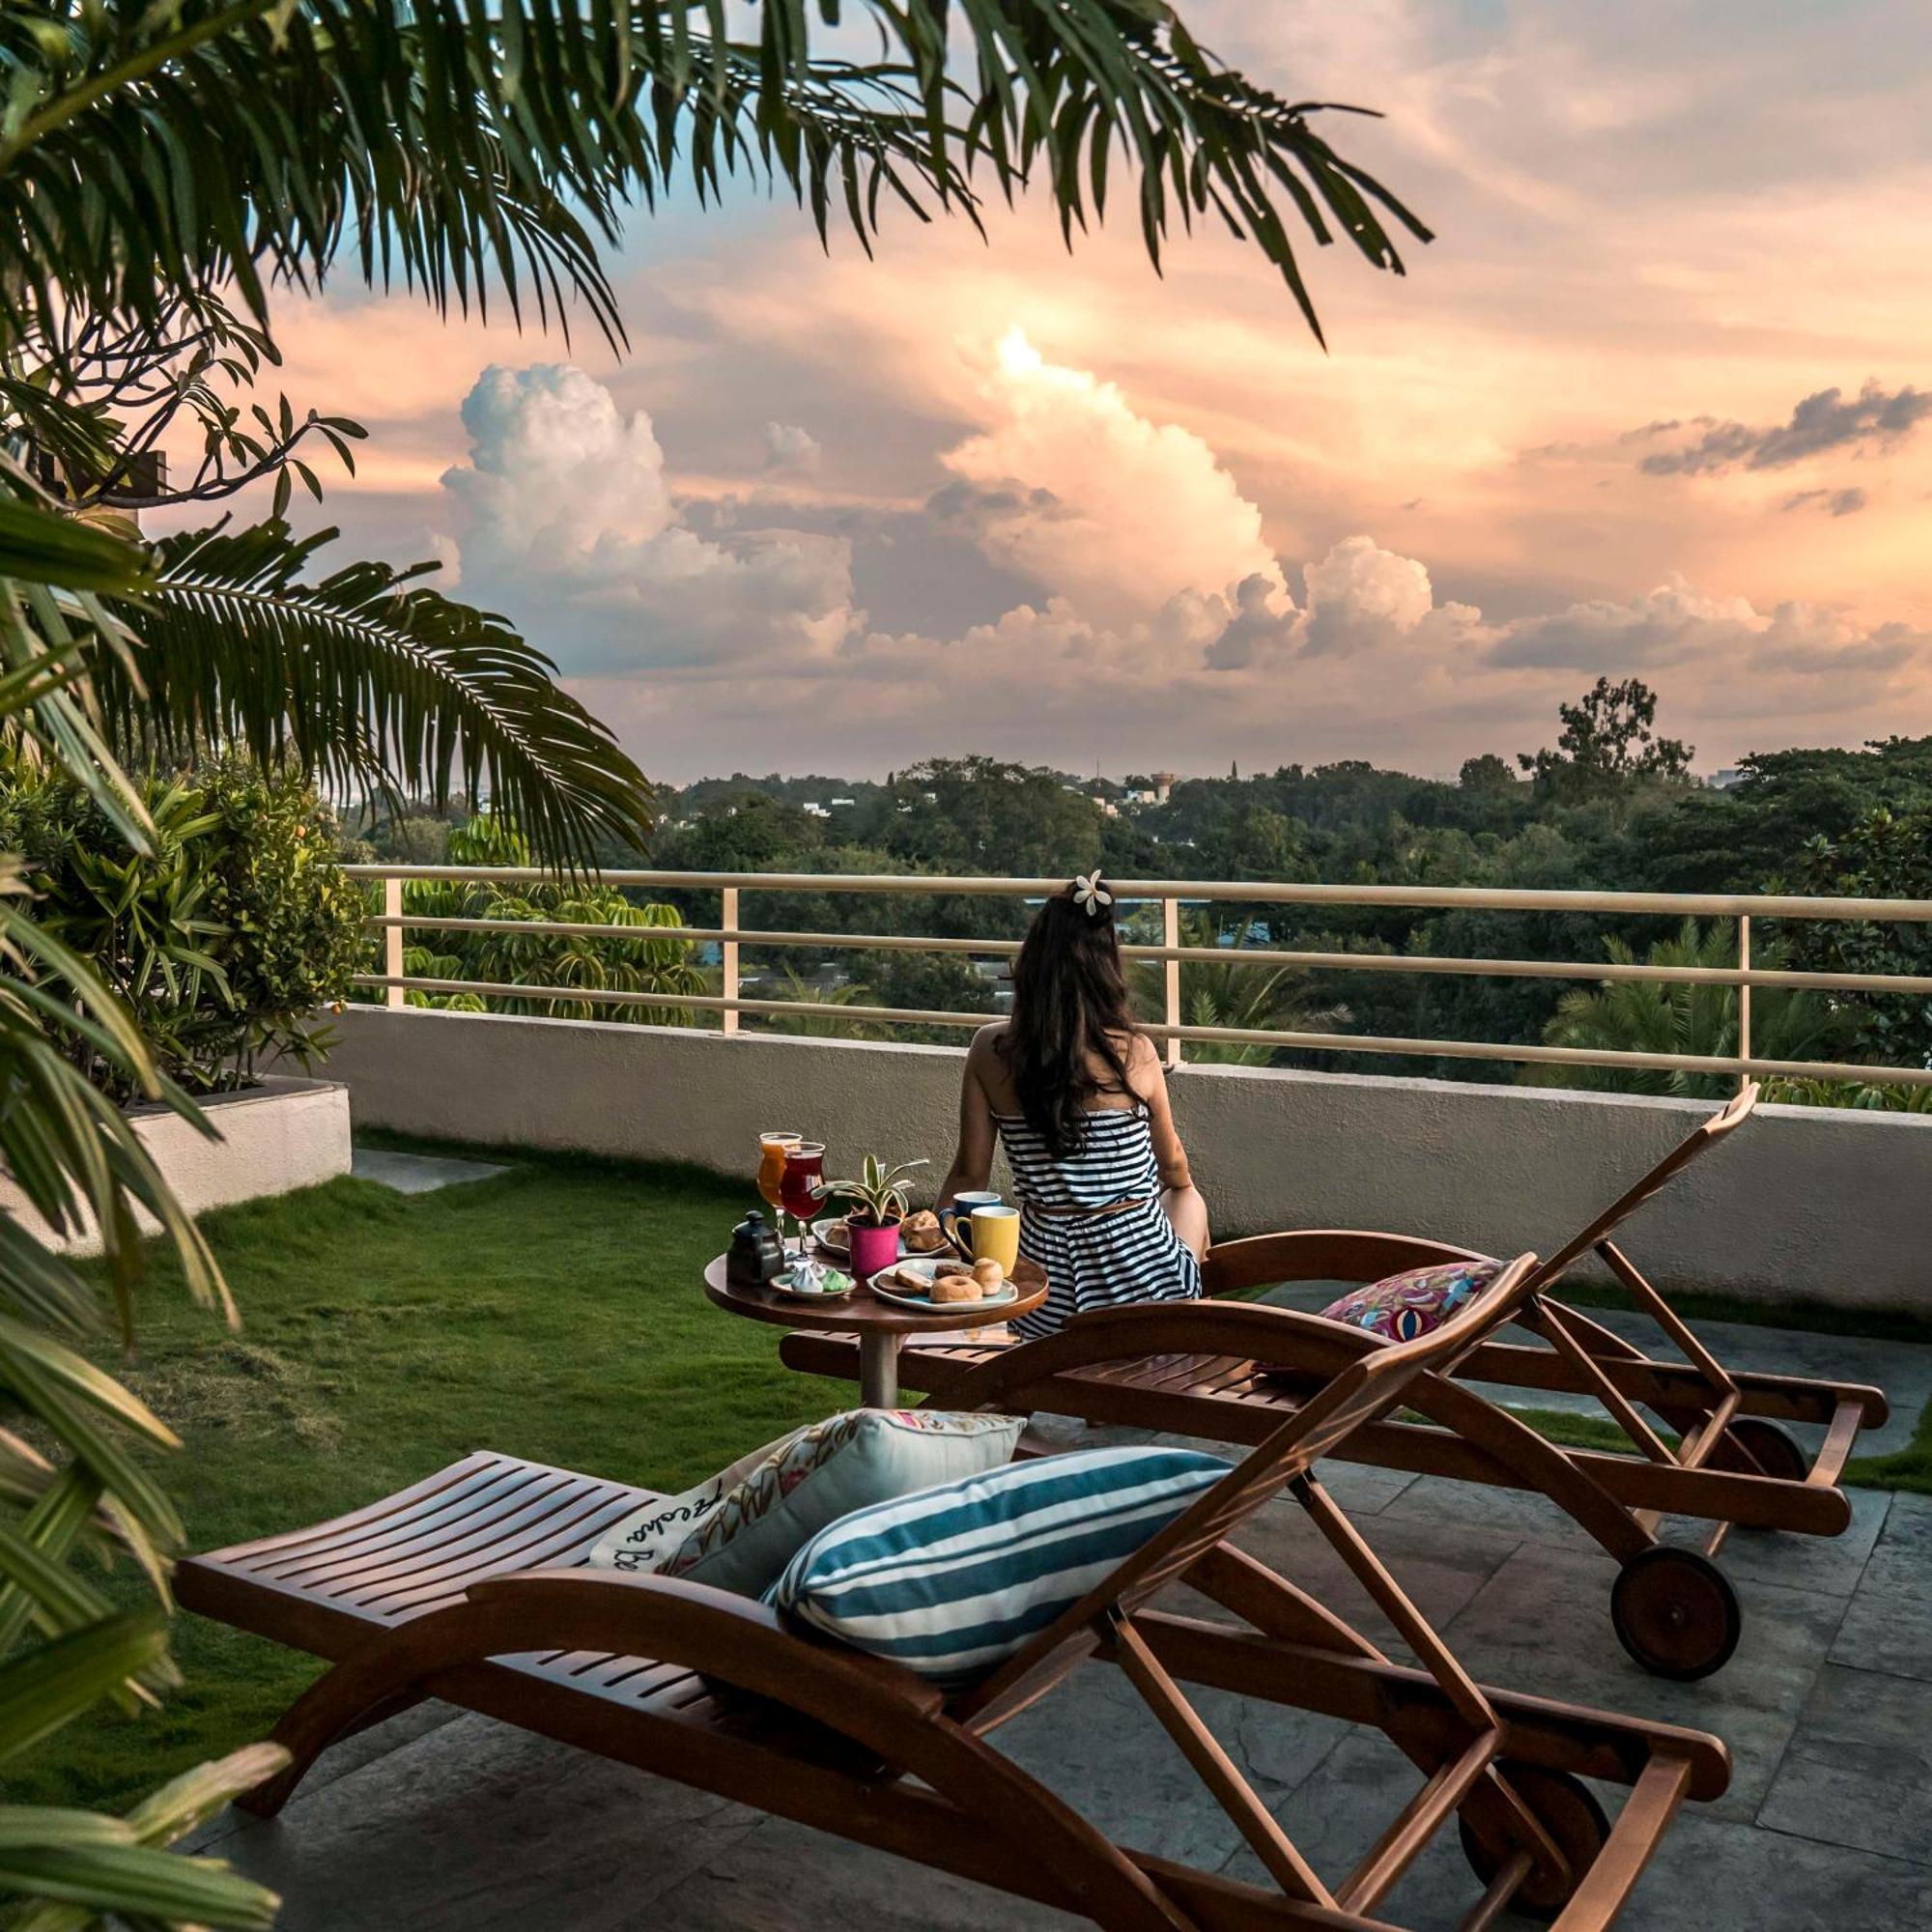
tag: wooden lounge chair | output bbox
[783,1083,1887,1682]
[180,1253,1728,1930]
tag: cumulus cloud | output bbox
[761,421,821,476]
[1635,381,1932,475]
[439,364,858,675]
[935,329,1285,627]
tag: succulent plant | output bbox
[814,1152,928,1227]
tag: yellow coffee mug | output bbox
[963,1204,1020,1273]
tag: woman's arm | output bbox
[937,1028,999,1205]
[1132,1037,1193,1189]
[1133,1037,1210,1261]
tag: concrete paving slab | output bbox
[1688,1487,1890,1602]
[644,1812,1085,1928]
[351,1148,513,1194]
[1829,1492,1932,1683]
[1757,1662,1932,1864]
[1622,1813,1932,1929]
[1436,1542,1847,1823]
[192,1712,761,1930]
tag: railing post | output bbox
[384,876,406,1010]
[1736,914,1751,1090]
[721,886,740,1037]
[1162,894,1183,1068]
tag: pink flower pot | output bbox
[848,1218,901,1281]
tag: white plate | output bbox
[868,1257,1018,1313]
[811,1220,951,1263]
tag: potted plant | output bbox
[816,1154,928,1279]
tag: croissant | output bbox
[901,1209,946,1253]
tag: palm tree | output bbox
[1526,920,1856,1100]
[1165,914,1351,1066]
[0,6,1426,1921]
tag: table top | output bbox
[703,1252,1049,1335]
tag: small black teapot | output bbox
[726,1210,785,1286]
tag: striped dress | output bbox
[994,1105,1203,1339]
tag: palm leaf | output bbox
[91,519,654,867]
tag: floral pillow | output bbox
[1318,1258,1505,1344]
[588,1408,1024,1600]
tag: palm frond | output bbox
[93,520,654,867]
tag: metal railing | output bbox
[345,866,1932,1091]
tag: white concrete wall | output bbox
[0,1076,352,1255]
[324,1008,1932,1311]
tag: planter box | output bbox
[0,1075,352,1257]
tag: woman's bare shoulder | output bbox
[969,1019,1009,1056]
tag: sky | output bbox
[162,1,1932,785]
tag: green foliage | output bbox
[1165,914,1351,1066]
[1525,921,1856,1098]
[815,1152,929,1226]
[374,814,706,1024]
[0,761,363,1100]
[1518,676,1693,806]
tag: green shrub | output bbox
[0,757,365,1098]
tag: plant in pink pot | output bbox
[815,1153,927,1280]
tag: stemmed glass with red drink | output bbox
[778,1141,826,1254]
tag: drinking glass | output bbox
[757,1131,801,1243]
[779,1141,826,1253]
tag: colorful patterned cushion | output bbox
[588,1408,1024,1599]
[1318,1258,1506,1343]
[772,1445,1230,1688]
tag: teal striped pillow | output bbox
[772,1446,1230,1687]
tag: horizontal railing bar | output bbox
[351,978,1932,1085]
[344,865,1932,923]
[365,914,1932,995]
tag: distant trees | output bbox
[1519,677,1693,804]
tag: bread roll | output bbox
[901,1209,945,1253]
[972,1258,1006,1293]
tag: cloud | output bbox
[761,421,821,476]
[934,329,1285,627]
[1488,574,1923,683]
[1782,486,1868,517]
[1636,381,1932,476]
[439,364,857,674]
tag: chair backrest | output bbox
[1530,1080,1757,1285]
[952,1251,1540,1724]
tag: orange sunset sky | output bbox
[157,2,1932,783]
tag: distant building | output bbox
[1151,771,1179,804]
[1706,769,1747,790]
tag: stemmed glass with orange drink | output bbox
[757,1132,802,1249]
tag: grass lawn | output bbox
[12,1140,1927,1815]
[12,1151,821,1813]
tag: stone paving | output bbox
[188,1321,1932,1931]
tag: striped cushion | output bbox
[772,1446,1230,1687]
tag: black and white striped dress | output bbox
[995,1105,1203,1339]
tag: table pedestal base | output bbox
[859,1330,899,1409]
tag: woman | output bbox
[938,872,1208,1337]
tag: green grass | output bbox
[9,1151,826,1812]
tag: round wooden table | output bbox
[703,1252,1049,1407]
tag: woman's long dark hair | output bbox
[1000,883,1139,1157]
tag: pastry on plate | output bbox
[817,1216,850,1251]
[971,1258,1006,1293]
[929,1274,983,1304]
[900,1208,946,1253]
[933,1258,975,1281]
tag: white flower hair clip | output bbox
[1071,870,1113,918]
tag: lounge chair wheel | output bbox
[1611,1545,1741,1681]
[1458,1762,1609,1921]
[1716,1416,1810,1484]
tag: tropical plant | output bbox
[1762,1076,1932,1114]
[369,814,704,1023]
[1525,920,1858,1099]
[815,1153,929,1228]
[0,758,363,1099]
[1154,914,1351,1066]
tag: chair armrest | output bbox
[1203,1229,1493,1296]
